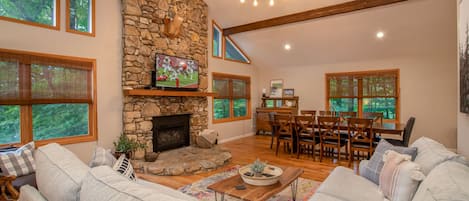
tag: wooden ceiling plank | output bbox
[223,0,408,35]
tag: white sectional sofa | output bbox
[309,137,469,201]
[18,143,197,201]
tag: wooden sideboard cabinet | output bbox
[255,96,299,134]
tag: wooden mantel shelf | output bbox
[123,89,217,97]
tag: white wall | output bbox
[257,54,457,148]
[0,1,123,162]
[458,0,469,157]
[207,16,258,141]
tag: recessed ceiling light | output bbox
[376,31,385,39]
[253,0,258,6]
[269,0,274,6]
[240,0,245,3]
[284,44,291,50]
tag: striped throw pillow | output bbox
[89,147,116,168]
[112,154,136,181]
[379,150,425,201]
[0,142,35,176]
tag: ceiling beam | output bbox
[223,0,408,35]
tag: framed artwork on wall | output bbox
[270,79,283,98]
[460,0,469,113]
[283,88,294,97]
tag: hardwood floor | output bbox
[138,135,358,189]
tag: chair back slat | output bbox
[403,117,416,146]
[339,112,357,123]
[274,114,293,137]
[294,115,315,138]
[363,112,384,125]
[318,116,341,142]
[300,110,316,117]
[347,118,374,144]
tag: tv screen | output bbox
[155,54,199,90]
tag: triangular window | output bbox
[224,37,250,64]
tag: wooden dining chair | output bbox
[300,110,316,117]
[339,111,357,123]
[363,112,384,143]
[347,118,375,167]
[363,112,384,125]
[274,114,294,156]
[294,115,317,160]
[318,110,336,116]
[317,116,345,162]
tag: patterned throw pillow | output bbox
[379,150,425,201]
[112,154,136,181]
[0,142,35,176]
[361,139,417,184]
[89,147,117,168]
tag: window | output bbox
[212,73,251,123]
[326,69,399,122]
[66,0,95,36]
[0,0,59,30]
[212,21,222,58]
[224,36,251,64]
[0,49,97,146]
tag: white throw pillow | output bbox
[379,150,425,201]
[89,147,116,168]
[411,137,468,175]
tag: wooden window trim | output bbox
[212,72,251,124]
[212,20,223,59]
[0,48,97,147]
[0,0,60,31]
[66,0,96,37]
[223,36,251,64]
[325,69,400,123]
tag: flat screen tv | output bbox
[155,54,199,90]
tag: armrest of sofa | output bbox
[18,185,47,201]
[359,160,369,176]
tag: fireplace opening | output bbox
[152,113,191,152]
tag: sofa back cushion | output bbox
[80,166,190,201]
[35,143,90,201]
[412,161,469,201]
[410,137,468,175]
[361,139,417,184]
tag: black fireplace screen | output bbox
[152,113,190,152]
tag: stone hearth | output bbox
[132,146,232,176]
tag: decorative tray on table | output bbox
[239,165,283,186]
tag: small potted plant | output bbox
[250,158,267,177]
[113,134,147,159]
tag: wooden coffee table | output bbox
[207,166,303,201]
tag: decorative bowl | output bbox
[239,165,283,186]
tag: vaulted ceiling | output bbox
[204,0,455,69]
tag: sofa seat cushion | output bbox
[80,166,197,201]
[316,166,386,201]
[35,143,90,201]
[411,137,468,175]
[412,161,469,201]
[308,192,346,201]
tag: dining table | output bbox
[270,117,406,153]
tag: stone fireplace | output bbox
[121,0,208,155]
[152,113,190,152]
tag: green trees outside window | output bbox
[212,21,222,57]
[326,70,399,122]
[0,49,96,145]
[67,0,93,34]
[213,73,250,122]
[0,0,57,28]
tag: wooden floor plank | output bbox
[138,135,358,189]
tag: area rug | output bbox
[178,166,321,201]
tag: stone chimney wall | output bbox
[121,0,208,152]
